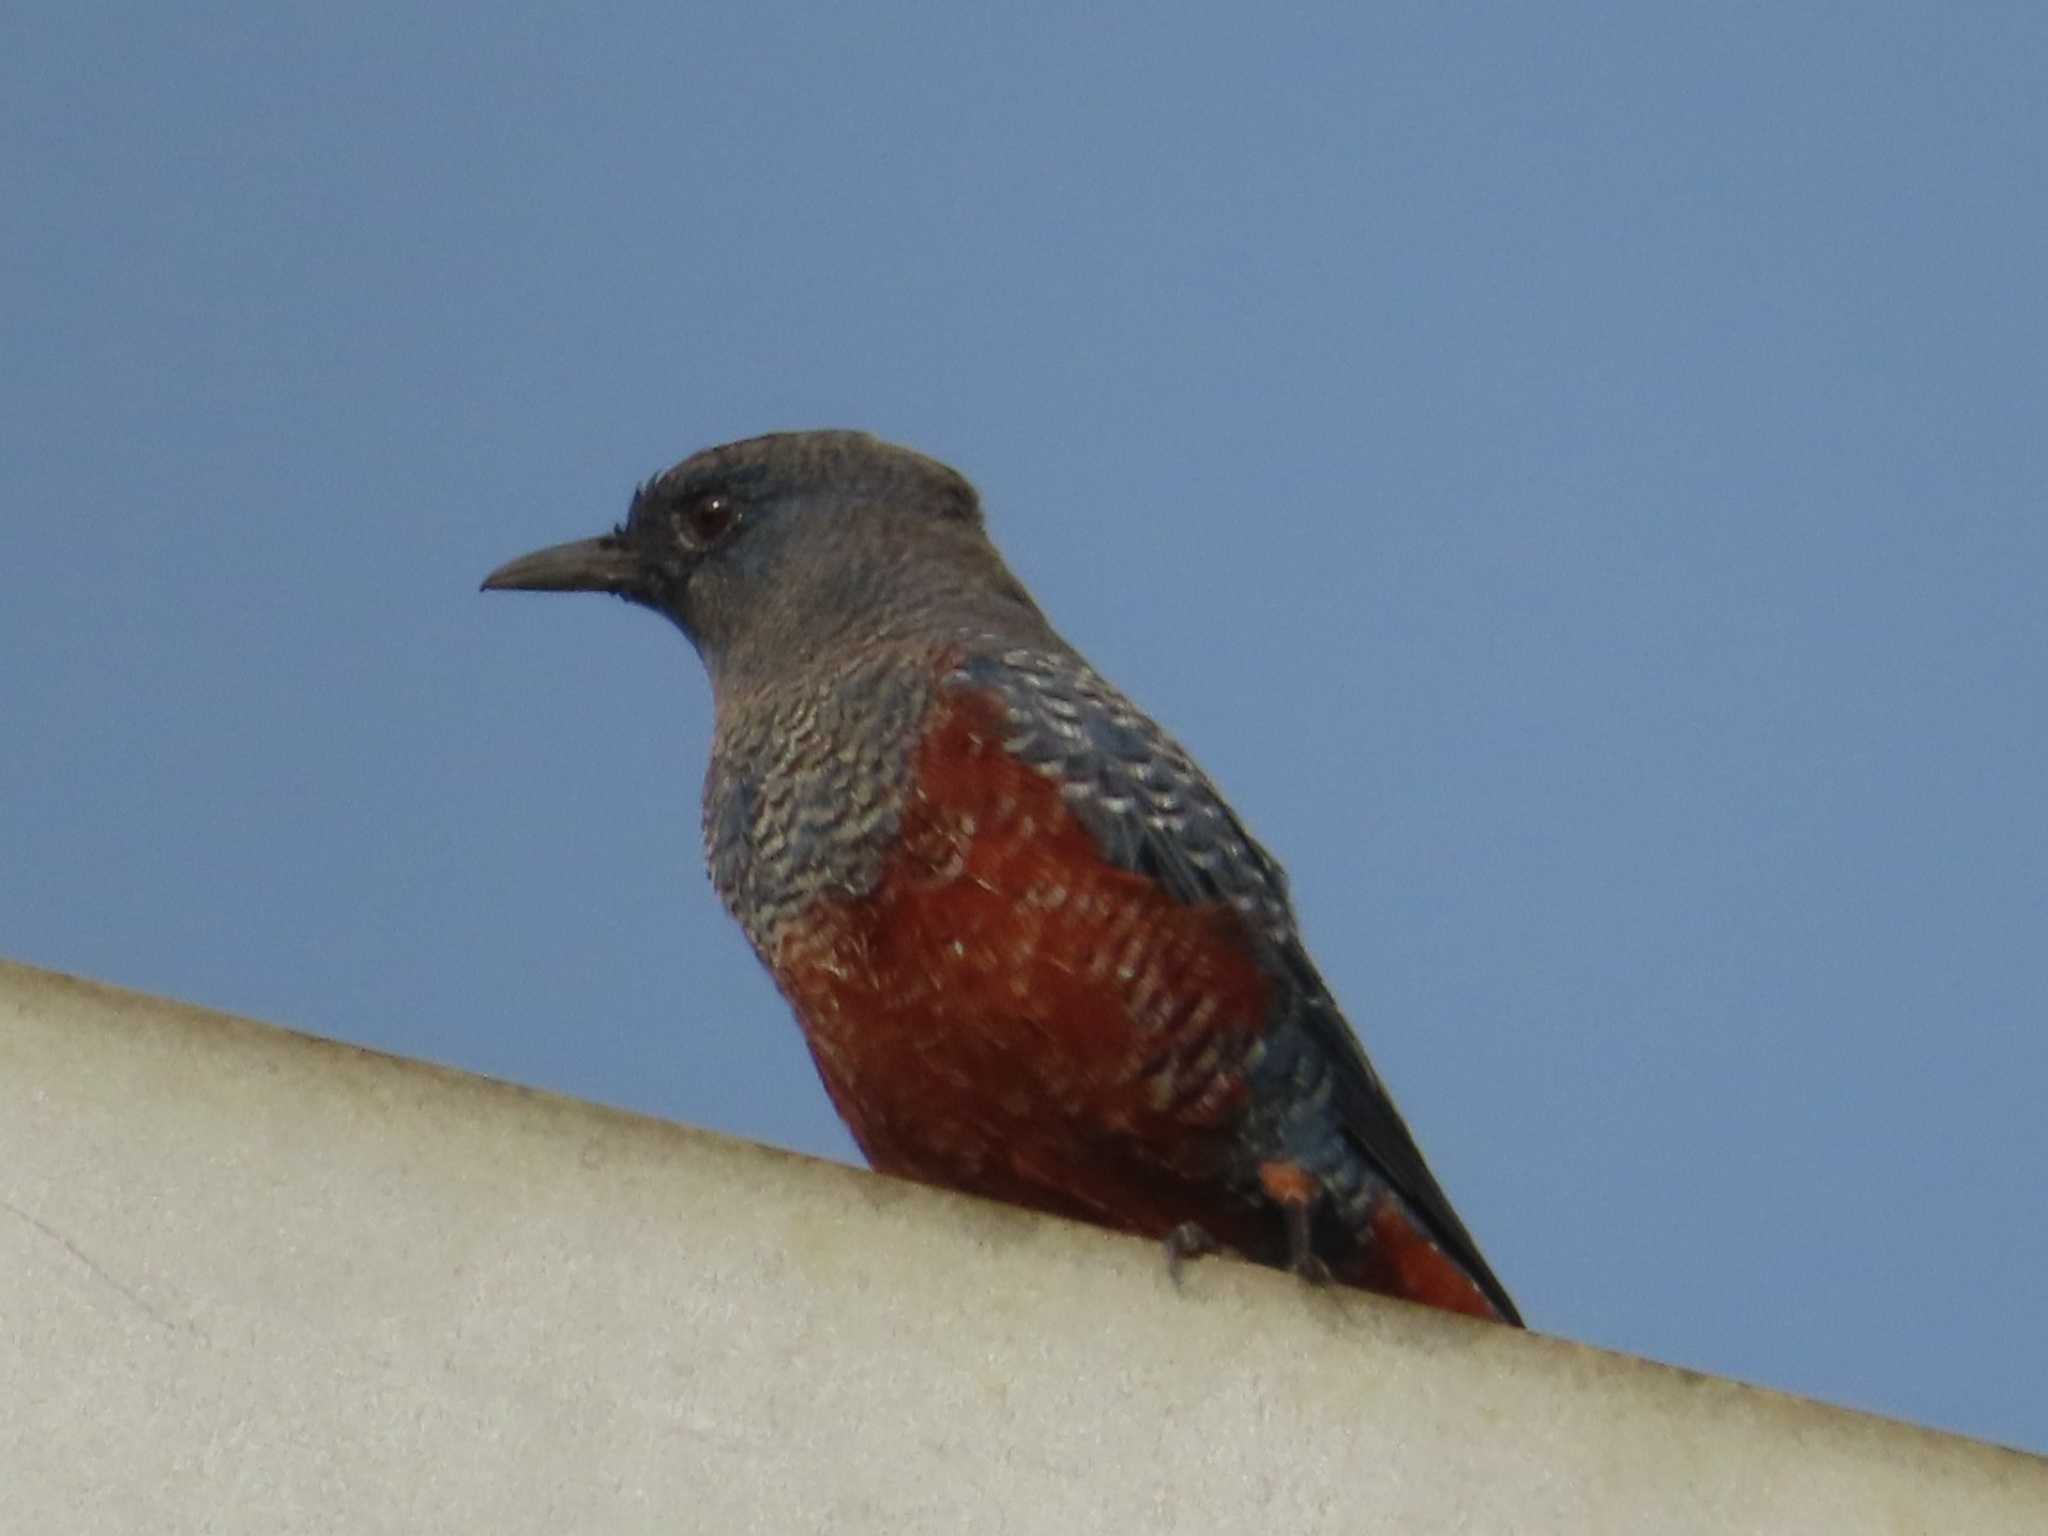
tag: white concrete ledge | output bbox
[3,957,2042,1533]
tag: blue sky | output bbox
[6,3,2044,1453]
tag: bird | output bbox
[482,430,1519,1325]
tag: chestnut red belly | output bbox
[771,686,1274,1243]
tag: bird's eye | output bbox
[677,492,738,548]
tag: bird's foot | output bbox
[1259,1159,1332,1286]
[1163,1222,1221,1288]
[1283,1199,1332,1286]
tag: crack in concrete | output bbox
[2,1197,197,1337]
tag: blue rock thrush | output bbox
[483,430,1519,1324]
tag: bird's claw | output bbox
[1163,1221,1221,1288]
[1283,1198,1331,1285]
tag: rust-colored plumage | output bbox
[775,682,1504,1322]
[776,686,1269,1239]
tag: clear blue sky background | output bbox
[6,3,2044,1453]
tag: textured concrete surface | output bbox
[2,957,2042,1533]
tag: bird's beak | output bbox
[480,534,641,595]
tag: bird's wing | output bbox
[948,645,1517,1321]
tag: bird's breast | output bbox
[765,684,1275,1234]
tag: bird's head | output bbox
[482,430,1041,692]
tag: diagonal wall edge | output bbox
[2,956,2042,1533]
